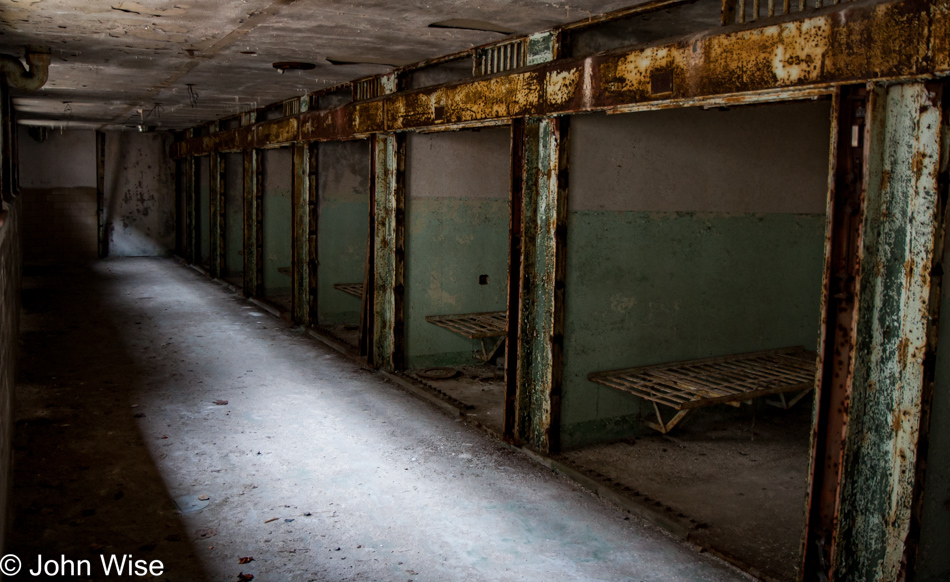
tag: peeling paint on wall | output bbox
[103,131,176,257]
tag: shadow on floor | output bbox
[9,258,747,582]
[9,261,209,581]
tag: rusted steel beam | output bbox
[580,1,934,111]
[823,82,946,582]
[504,119,526,444]
[515,117,567,454]
[216,127,251,153]
[96,130,106,258]
[254,117,298,148]
[174,134,217,158]
[171,0,950,157]
[299,101,385,142]
[386,70,547,131]
[291,142,310,325]
[209,150,224,279]
[370,133,406,370]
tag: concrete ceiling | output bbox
[0,0,643,131]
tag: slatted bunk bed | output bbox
[425,311,507,362]
[333,283,364,298]
[588,347,818,433]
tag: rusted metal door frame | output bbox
[360,139,378,363]
[96,130,106,258]
[243,147,263,297]
[801,84,867,579]
[209,150,225,279]
[905,84,950,581]
[291,141,310,325]
[307,143,319,327]
[185,148,197,264]
[802,81,949,581]
[551,115,569,454]
[504,119,526,443]
[393,136,407,371]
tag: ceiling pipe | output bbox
[0,48,51,91]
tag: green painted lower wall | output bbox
[405,197,509,369]
[262,149,292,298]
[561,211,826,448]
[262,192,291,296]
[317,199,368,324]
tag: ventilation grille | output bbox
[723,0,855,24]
[474,38,528,76]
[282,98,300,117]
[354,77,383,101]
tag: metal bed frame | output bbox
[333,283,364,298]
[424,311,507,362]
[588,347,818,433]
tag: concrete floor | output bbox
[9,258,746,582]
[319,324,361,350]
[562,404,812,581]
[406,366,506,436]
[396,356,809,580]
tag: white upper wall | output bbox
[407,128,510,200]
[569,101,832,214]
[18,128,96,189]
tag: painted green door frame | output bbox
[291,141,311,325]
[370,132,406,370]
[512,116,568,454]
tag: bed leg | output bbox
[476,337,506,363]
[784,388,812,408]
[767,388,813,409]
[644,403,690,433]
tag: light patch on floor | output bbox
[11,257,747,582]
